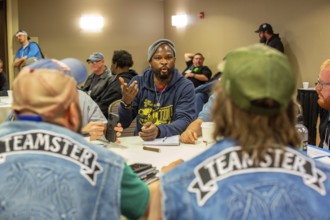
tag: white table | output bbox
[107,136,207,171]
[0,96,12,124]
[91,136,330,170]
[307,145,330,164]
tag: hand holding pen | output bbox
[139,121,159,141]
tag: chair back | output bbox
[108,100,136,137]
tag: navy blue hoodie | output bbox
[119,67,196,138]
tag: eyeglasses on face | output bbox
[88,60,101,64]
[315,78,330,90]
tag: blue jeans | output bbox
[195,92,209,118]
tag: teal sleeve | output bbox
[121,163,150,220]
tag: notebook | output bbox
[143,135,180,146]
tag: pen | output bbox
[313,155,330,160]
[143,146,161,153]
[162,136,167,142]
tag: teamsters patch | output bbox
[188,146,327,206]
[0,130,103,185]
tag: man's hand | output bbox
[139,121,159,141]
[82,121,106,141]
[180,129,198,144]
[13,56,27,67]
[180,119,203,144]
[119,77,138,106]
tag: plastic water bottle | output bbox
[295,114,308,151]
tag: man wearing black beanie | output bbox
[118,39,196,141]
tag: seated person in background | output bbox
[81,52,112,117]
[96,50,138,117]
[13,30,42,69]
[316,59,330,149]
[0,59,151,219]
[0,58,9,96]
[118,39,196,141]
[150,44,330,220]
[182,52,212,88]
[194,65,223,117]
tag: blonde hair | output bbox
[320,59,330,70]
[212,85,301,162]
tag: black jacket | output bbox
[0,71,9,96]
[95,69,138,118]
[266,34,284,53]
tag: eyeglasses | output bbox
[88,60,101,64]
[315,79,330,90]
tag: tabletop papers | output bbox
[143,135,180,146]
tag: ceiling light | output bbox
[80,15,104,32]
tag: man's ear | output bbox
[65,102,81,132]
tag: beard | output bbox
[317,93,330,110]
[153,66,174,80]
[259,36,267,44]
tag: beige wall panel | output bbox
[165,0,330,87]
[16,0,164,74]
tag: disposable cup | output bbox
[303,82,309,89]
[201,122,216,147]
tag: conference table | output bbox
[0,96,12,124]
[92,136,208,171]
[91,136,330,171]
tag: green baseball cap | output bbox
[221,44,296,115]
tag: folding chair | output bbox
[108,100,137,137]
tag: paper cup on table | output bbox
[302,82,309,89]
[201,122,216,147]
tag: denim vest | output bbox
[161,138,330,220]
[0,121,124,220]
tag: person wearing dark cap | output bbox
[13,30,42,69]
[81,52,112,117]
[118,39,196,141]
[149,44,330,219]
[255,23,284,53]
[0,58,151,219]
